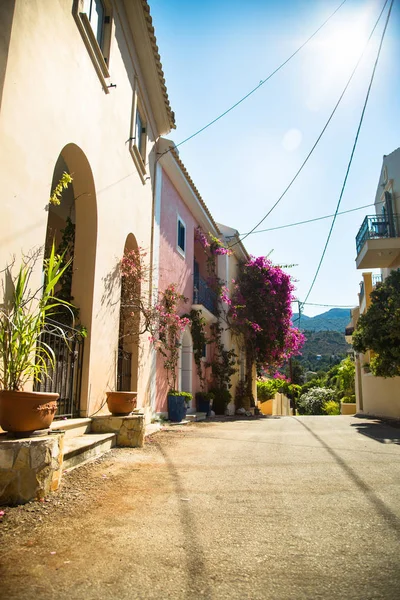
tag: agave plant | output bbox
[0,243,73,391]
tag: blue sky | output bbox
[150,0,400,316]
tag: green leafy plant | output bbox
[168,390,192,405]
[341,395,356,404]
[189,309,208,390]
[49,171,73,206]
[297,387,337,415]
[323,400,340,415]
[0,243,74,391]
[353,270,400,377]
[209,387,231,415]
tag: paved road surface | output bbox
[1,415,400,599]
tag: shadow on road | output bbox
[350,420,400,445]
[294,417,400,539]
[152,439,212,599]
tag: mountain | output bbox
[292,308,351,333]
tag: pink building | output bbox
[153,140,223,415]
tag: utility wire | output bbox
[154,0,349,167]
[302,0,394,306]
[229,0,389,248]
[297,302,355,308]
[232,201,383,237]
[173,0,348,150]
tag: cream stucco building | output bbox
[0,0,175,420]
[349,148,400,418]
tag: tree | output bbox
[353,270,400,377]
[226,256,304,400]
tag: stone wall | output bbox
[91,415,145,448]
[0,433,64,505]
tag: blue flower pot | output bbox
[167,394,187,422]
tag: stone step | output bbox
[50,418,92,438]
[185,412,207,422]
[62,433,116,471]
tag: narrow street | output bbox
[1,416,400,600]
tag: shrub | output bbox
[210,388,231,414]
[341,395,356,404]
[257,379,280,401]
[323,400,340,415]
[297,387,337,415]
[169,391,193,405]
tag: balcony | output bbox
[355,215,400,269]
[193,274,218,320]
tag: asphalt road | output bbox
[1,415,400,600]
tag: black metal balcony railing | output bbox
[193,274,218,315]
[34,320,84,419]
[356,215,398,255]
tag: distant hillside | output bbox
[292,308,351,333]
[296,330,349,372]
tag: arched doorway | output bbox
[40,144,97,417]
[180,327,193,409]
[117,235,140,392]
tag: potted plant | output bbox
[340,395,357,415]
[167,391,192,422]
[195,391,214,416]
[0,244,74,433]
[150,284,191,422]
[105,247,150,416]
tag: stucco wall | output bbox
[0,0,164,416]
[358,370,400,419]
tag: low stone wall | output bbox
[91,414,145,447]
[0,432,64,505]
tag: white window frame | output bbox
[73,0,113,93]
[177,215,186,257]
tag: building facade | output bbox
[349,148,400,418]
[0,0,175,420]
[153,140,254,415]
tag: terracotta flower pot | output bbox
[106,391,137,416]
[0,390,59,433]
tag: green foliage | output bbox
[297,387,337,415]
[49,172,73,206]
[189,309,208,390]
[208,321,237,390]
[323,400,340,415]
[296,330,347,372]
[341,395,356,404]
[210,387,231,414]
[168,391,193,405]
[281,382,302,400]
[257,379,281,401]
[336,356,355,395]
[353,270,400,377]
[0,243,74,391]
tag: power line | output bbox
[302,0,394,306]
[172,0,349,151]
[229,0,389,248]
[301,302,354,308]
[233,201,383,237]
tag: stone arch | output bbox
[118,234,140,392]
[46,143,97,416]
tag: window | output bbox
[129,87,148,181]
[83,0,105,49]
[135,108,146,160]
[177,217,186,255]
[73,0,112,92]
